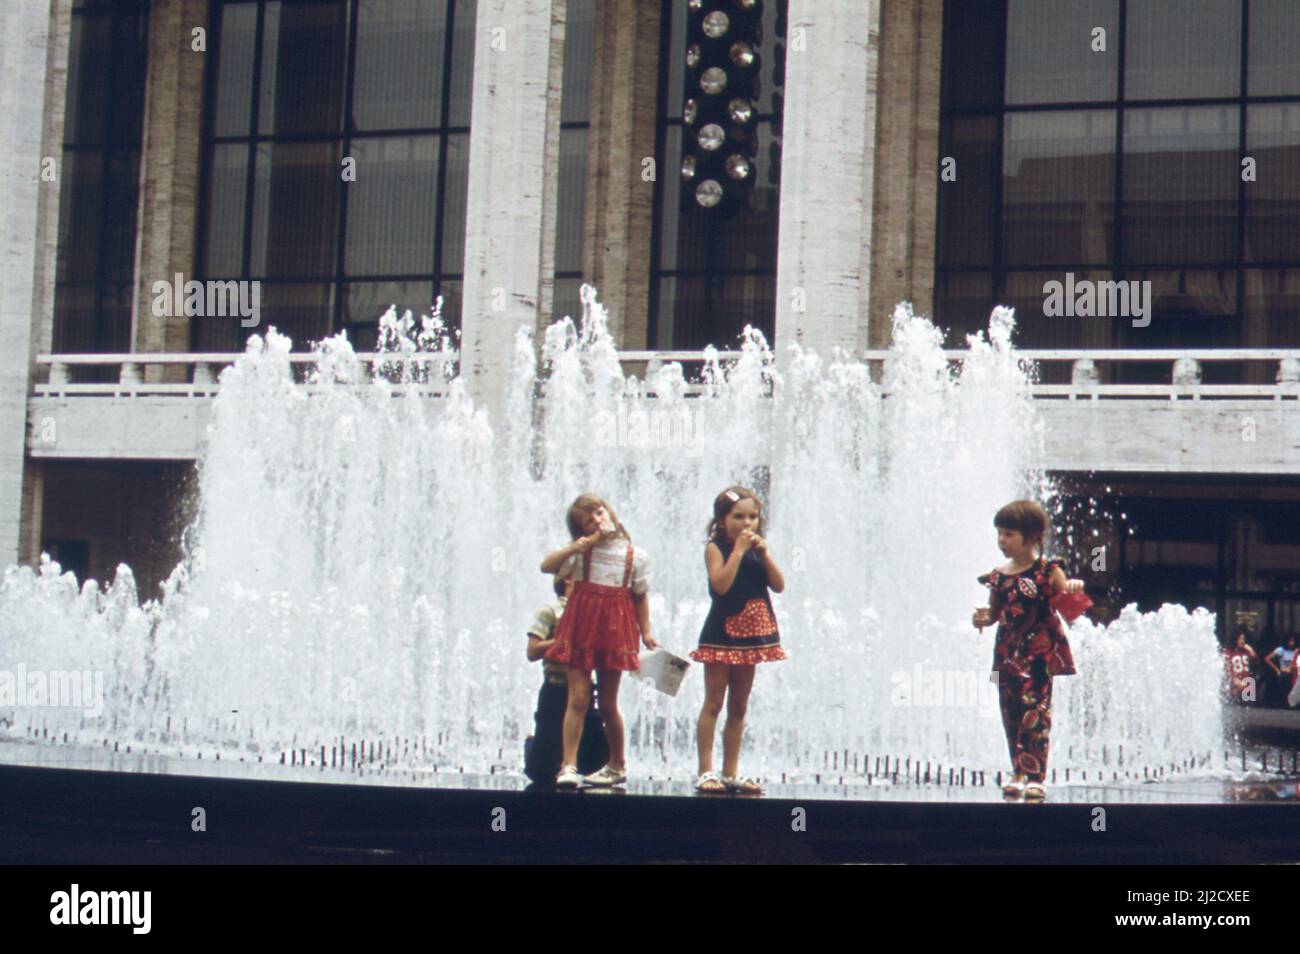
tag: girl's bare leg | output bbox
[595,669,625,770]
[697,663,730,774]
[560,667,592,768]
[721,664,757,779]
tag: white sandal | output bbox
[723,775,764,796]
[1002,774,1026,799]
[1024,781,1047,801]
[695,771,727,794]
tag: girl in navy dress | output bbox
[692,487,786,795]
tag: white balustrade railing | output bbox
[33,349,1300,401]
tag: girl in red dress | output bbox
[691,487,787,796]
[973,500,1084,801]
[541,493,657,788]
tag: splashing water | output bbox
[0,287,1224,780]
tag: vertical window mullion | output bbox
[334,0,360,333]
[242,1,267,285]
[433,0,456,292]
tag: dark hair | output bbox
[994,499,1049,548]
[706,485,765,545]
[552,576,568,598]
[565,492,630,542]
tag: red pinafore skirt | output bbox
[544,543,641,672]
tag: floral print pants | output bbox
[998,660,1053,783]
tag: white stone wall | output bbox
[774,0,882,358]
[459,0,564,418]
[0,0,68,568]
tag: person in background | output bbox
[1222,626,1259,705]
[1265,634,1297,708]
[523,576,609,785]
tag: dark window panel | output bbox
[653,275,705,350]
[656,125,711,273]
[1114,269,1238,362]
[934,270,994,346]
[447,0,477,127]
[1243,269,1300,348]
[258,1,349,137]
[1005,0,1117,105]
[1000,270,1114,351]
[103,152,142,284]
[56,148,104,285]
[344,135,439,277]
[663,0,687,121]
[353,0,447,131]
[342,280,436,328]
[249,140,343,279]
[555,127,588,274]
[65,14,112,147]
[710,272,776,348]
[109,11,149,149]
[560,0,595,124]
[553,276,585,325]
[1245,104,1300,264]
[433,279,463,334]
[1002,110,1115,266]
[1248,0,1300,97]
[942,0,1003,110]
[1121,106,1238,266]
[203,143,250,277]
[437,132,470,277]
[52,285,98,353]
[712,123,779,271]
[213,3,259,138]
[252,282,336,352]
[1124,0,1240,101]
[938,115,997,267]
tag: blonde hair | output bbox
[565,492,630,542]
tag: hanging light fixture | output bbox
[680,1,766,215]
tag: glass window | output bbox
[353,0,447,131]
[52,1,150,371]
[1124,0,1240,100]
[1245,104,1300,264]
[1243,269,1300,348]
[1114,269,1238,354]
[1248,0,1300,97]
[1005,0,1118,104]
[934,271,994,345]
[344,136,439,277]
[199,0,475,350]
[651,0,785,350]
[257,1,349,137]
[943,0,1003,110]
[1003,111,1115,266]
[1122,107,1238,265]
[555,1,594,288]
[1000,270,1115,349]
[938,116,997,267]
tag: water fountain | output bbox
[0,287,1232,788]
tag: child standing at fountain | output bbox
[692,487,787,796]
[541,493,657,788]
[523,576,610,785]
[972,500,1084,802]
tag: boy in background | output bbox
[523,576,610,784]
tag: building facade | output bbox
[2,0,1298,647]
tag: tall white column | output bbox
[774,0,881,358]
[0,0,69,567]
[460,0,565,419]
